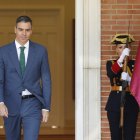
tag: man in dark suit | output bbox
[0,15,51,140]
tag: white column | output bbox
[75,0,101,140]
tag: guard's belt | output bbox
[111,86,130,92]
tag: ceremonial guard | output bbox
[105,34,139,140]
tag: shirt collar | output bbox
[15,40,29,50]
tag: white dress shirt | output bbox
[15,40,32,96]
[15,40,48,111]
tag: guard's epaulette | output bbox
[109,60,116,64]
[107,60,117,65]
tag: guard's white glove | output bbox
[117,48,130,67]
[121,72,131,85]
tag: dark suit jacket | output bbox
[0,41,51,115]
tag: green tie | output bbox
[20,47,25,75]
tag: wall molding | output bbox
[75,0,101,139]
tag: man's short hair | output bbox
[16,15,32,26]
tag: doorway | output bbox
[0,4,75,137]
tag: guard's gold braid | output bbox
[111,34,135,44]
[111,60,114,64]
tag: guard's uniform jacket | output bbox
[105,59,139,140]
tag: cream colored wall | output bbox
[1,0,75,126]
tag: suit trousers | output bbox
[107,109,138,140]
[4,97,42,140]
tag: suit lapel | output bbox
[23,41,36,80]
[8,42,22,78]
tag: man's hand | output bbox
[0,103,8,118]
[42,110,49,123]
